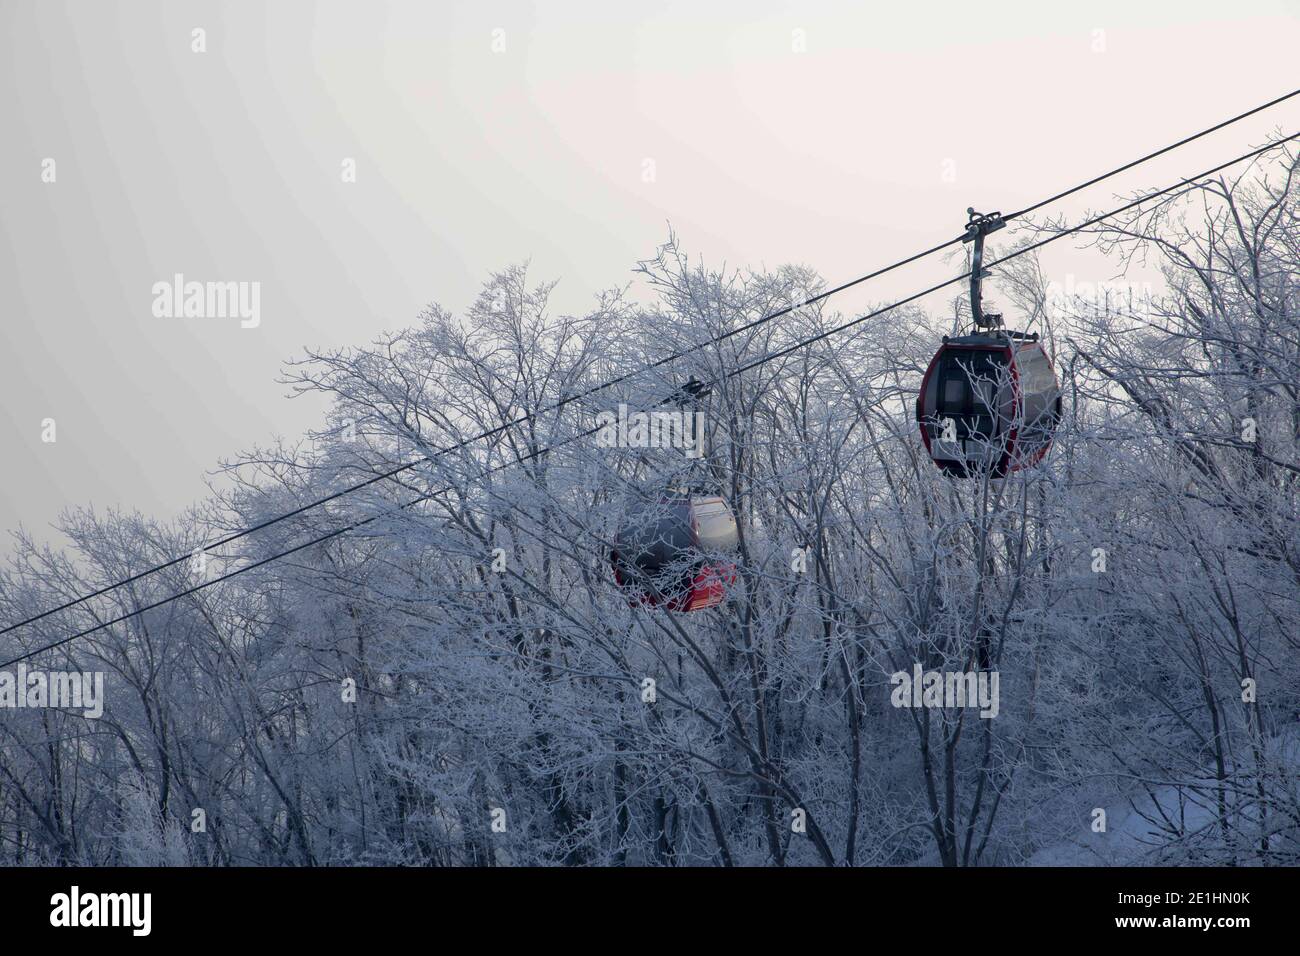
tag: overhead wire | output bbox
[2,90,1298,648]
[4,128,1296,667]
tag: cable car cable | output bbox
[4,130,1296,666]
[10,129,1297,665]
[0,235,966,639]
[3,94,1297,639]
[1004,87,1300,221]
[741,132,1300,373]
[0,428,604,668]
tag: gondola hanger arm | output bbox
[962,208,1006,331]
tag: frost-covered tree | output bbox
[1,150,1296,867]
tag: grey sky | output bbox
[2,0,1298,548]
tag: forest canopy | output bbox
[1,149,1297,867]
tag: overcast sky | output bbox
[2,0,1298,548]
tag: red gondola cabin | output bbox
[916,332,1062,478]
[611,494,739,612]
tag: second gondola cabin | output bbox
[611,494,739,612]
[916,332,1062,478]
